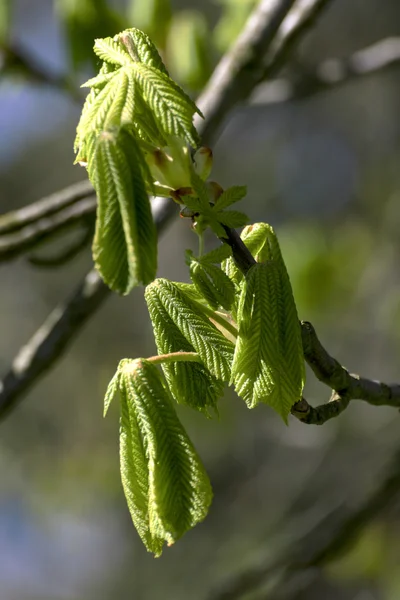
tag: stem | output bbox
[147,351,202,365]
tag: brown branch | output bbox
[291,321,400,424]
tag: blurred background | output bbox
[1,0,400,598]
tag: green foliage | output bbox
[186,249,236,311]
[145,283,225,414]
[78,27,306,554]
[183,175,249,238]
[87,128,157,294]
[146,279,235,381]
[75,28,205,294]
[231,226,305,421]
[105,358,212,556]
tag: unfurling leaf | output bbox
[87,128,157,294]
[145,284,224,414]
[231,226,305,421]
[111,359,213,555]
[146,279,235,380]
[186,251,236,311]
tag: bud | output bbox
[145,136,192,192]
[206,181,223,203]
[193,147,213,180]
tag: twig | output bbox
[0,180,93,235]
[260,0,335,80]
[0,196,96,262]
[0,198,177,421]
[196,0,297,143]
[0,0,327,420]
[254,36,400,104]
[291,321,400,425]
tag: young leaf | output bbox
[146,279,234,380]
[103,370,121,417]
[231,258,305,422]
[215,185,247,211]
[119,359,213,553]
[119,28,169,74]
[187,251,236,311]
[216,210,249,229]
[94,36,131,66]
[132,62,201,147]
[145,284,224,413]
[87,128,157,294]
[119,366,163,555]
[199,244,233,264]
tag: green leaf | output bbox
[76,28,201,156]
[187,252,236,311]
[93,36,131,66]
[216,210,249,229]
[87,128,157,294]
[119,28,169,74]
[231,243,305,422]
[119,359,213,554]
[215,185,247,211]
[146,279,234,380]
[132,62,201,147]
[145,284,224,413]
[103,370,120,417]
[200,244,233,264]
[118,365,163,555]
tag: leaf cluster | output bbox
[75,28,203,295]
[104,223,305,554]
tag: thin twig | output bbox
[0,180,93,235]
[196,0,297,143]
[291,321,400,424]
[254,36,400,104]
[0,196,96,262]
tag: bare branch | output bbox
[291,321,400,424]
[254,36,400,104]
[196,0,298,144]
[0,196,96,263]
[0,180,93,235]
